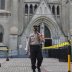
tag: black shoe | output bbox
[37,68,41,72]
[33,69,36,72]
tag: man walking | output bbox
[26,25,44,72]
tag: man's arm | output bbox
[37,33,45,42]
[25,37,30,54]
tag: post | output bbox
[68,40,71,72]
[0,63,1,67]
[6,47,9,61]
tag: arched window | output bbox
[25,4,28,14]
[0,25,4,42]
[30,4,33,14]
[34,4,37,11]
[57,6,60,15]
[52,5,55,15]
[0,0,5,9]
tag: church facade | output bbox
[0,0,72,57]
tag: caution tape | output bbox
[42,42,70,49]
[0,42,70,51]
[0,47,8,51]
[0,48,17,51]
[0,47,15,51]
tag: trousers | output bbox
[30,44,43,70]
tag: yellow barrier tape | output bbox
[0,48,8,51]
[0,48,17,51]
[42,42,70,49]
[0,42,70,51]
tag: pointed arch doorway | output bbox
[37,24,52,57]
[44,25,52,46]
[37,24,52,46]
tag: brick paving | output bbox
[0,58,72,72]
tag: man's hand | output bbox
[37,32,44,42]
[25,47,28,54]
[25,48,30,56]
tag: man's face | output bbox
[33,27,38,32]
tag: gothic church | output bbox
[0,0,72,57]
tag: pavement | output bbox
[0,58,72,72]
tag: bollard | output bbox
[68,55,71,72]
[6,47,9,61]
[68,45,71,72]
[0,63,1,67]
[6,57,9,61]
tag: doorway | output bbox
[37,24,52,57]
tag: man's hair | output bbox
[33,25,38,31]
[33,25,38,27]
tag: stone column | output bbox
[5,0,8,10]
[50,5,52,14]
[59,5,62,25]
[40,22,44,45]
[55,5,57,18]
[9,27,18,56]
[28,4,30,23]
[0,0,1,8]
[70,2,72,60]
[70,2,72,33]
[33,4,35,14]
[61,0,67,36]
[40,22,44,36]
[58,5,62,30]
[12,0,18,27]
[70,30,72,60]
[9,0,18,57]
[5,0,12,11]
[18,0,24,35]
